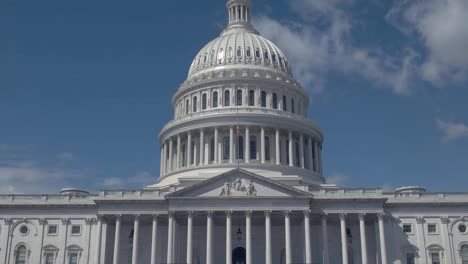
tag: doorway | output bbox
[232,247,246,264]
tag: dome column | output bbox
[214,127,219,164]
[200,130,205,166]
[187,131,192,167]
[300,134,305,169]
[245,126,250,163]
[308,137,313,171]
[229,127,234,163]
[314,141,319,173]
[275,129,280,165]
[177,135,181,169]
[168,138,173,173]
[288,131,294,167]
[261,127,265,164]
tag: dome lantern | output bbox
[225,0,256,34]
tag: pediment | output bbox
[166,169,311,198]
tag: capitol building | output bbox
[1,1,468,264]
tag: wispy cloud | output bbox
[326,172,349,186]
[436,118,468,143]
[102,171,154,189]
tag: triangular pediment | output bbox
[166,169,311,198]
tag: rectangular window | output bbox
[69,253,78,264]
[431,252,440,264]
[45,253,55,264]
[406,252,415,264]
[48,225,58,235]
[428,224,437,234]
[403,224,412,234]
[71,225,81,235]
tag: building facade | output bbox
[1,1,468,264]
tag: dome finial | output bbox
[225,0,256,33]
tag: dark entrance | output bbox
[232,247,246,264]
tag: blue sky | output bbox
[1,0,467,193]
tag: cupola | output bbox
[225,0,257,34]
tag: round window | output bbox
[19,225,29,235]
[459,224,467,234]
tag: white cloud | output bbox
[102,171,154,189]
[253,0,418,95]
[387,0,468,85]
[326,172,349,186]
[437,118,468,142]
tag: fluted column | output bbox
[150,215,158,264]
[94,215,103,264]
[285,211,292,264]
[261,127,265,163]
[308,137,313,170]
[340,214,348,264]
[265,211,272,264]
[304,211,312,264]
[226,211,232,264]
[288,131,293,167]
[167,212,174,264]
[187,132,192,166]
[113,215,122,264]
[245,127,250,163]
[200,130,205,165]
[168,139,173,172]
[206,211,214,264]
[246,211,252,264]
[186,212,193,264]
[131,215,140,264]
[229,127,234,163]
[300,134,305,168]
[275,129,280,165]
[359,214,368,264]
[378,214,387,264]
[177,135,181,169]
[214,128,219,164]
[321,214,330,264]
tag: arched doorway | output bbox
[232,247,246,264]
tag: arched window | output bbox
[237,136,244,160]
[282,95,287,111]
[265,136,270,161]
[193,96,198,113]
[250,135,257,160]
[202,94,207,110]
[210,138,215,162]
[461,244,468,264]
[261,91,267,107]
[236,89,243,106]
[249,90,255,106]
[186,99,190,115]
[224,90,230,107]
[212,91,218,108]
[223,136,230,161]
[15,245,27,264]
[272,93,278,109]
[291,98,295,113]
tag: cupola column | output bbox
[187,131,192,166]
[300,134,305,169]
[177,135,181,169]
[245,127,250,163]
[275,129,280,165]
[168,139,173,173]
[200,130,205,166]
[230,127,234,163]
[214,127,219,164]
[261,127,266,164]
[288,131,294,167]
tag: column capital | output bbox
[85,218,95,225]
[133,214,141,221]
[152,214,159,220]
[416,217,425,224]
[303,210,311,217]
[264,210,272,217]
[245,210,252,217]
[358,213,366,221]
[115,214,122,221]
[377,213,385,221]
[168,211,175,217]
[320,212,328,220]
[283,210,291,217]
[187,211,194,217]
[339,213,346,221]
[206,210,214,216]
[3,218,13,225]
[225,210,233,217]
[440,216,451,224]
[38,218,47,225]
[61,218,70,225]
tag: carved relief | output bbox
[220,178,257,196]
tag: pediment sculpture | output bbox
[219,178,257,196]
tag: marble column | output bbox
[226,211,232,264]
[308,137,313,171]
[304,211,312,264]
[206,211,214,264]
[168,139,173,172]
[378,214,388,264]
[187,131,192,166]
[285,211,292,264]
[300,134,305,169]
[245,127,250,163]
[275,129,280,165]
[246,211,252,264]
[162,142,167,174]
[150,215,158,264]
[230,127,234,163]
[167,212,174,264]
[94,215,103,264]
[261,127,265,163]
[200,130,205,165]
[131,215,140,264]
[321,214,330,264]
[186,212,193,264]
[288,131,293,167]
[265,211,272,264]
[340,214,349,264]
[214,128,219,164]
[160,148,164,176]
[113,215,122,264]
[177,135,181,169]
[359,214,368,264]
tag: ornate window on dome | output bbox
[236,47,243,58]
[236,89,243,106]
[248,90,255,106]
[279,56,284,70]
[272,93,278,109]
[255,48,261,59]
[203,53,208,64]
[272,53,277,63]
[224,90,231,107]
[210,50,215,63]
[202,94,207,110]
[246,47,252,58]
[282,95,287,111]
[193,96,198,113]
[250,135,257,160]
[227,47,233,60]
[223,136,230,161]
[186,99,190,115]
[264,51,269,61]
[217,48,225,64]
[261,91,267,107]
[212,91,218,108]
